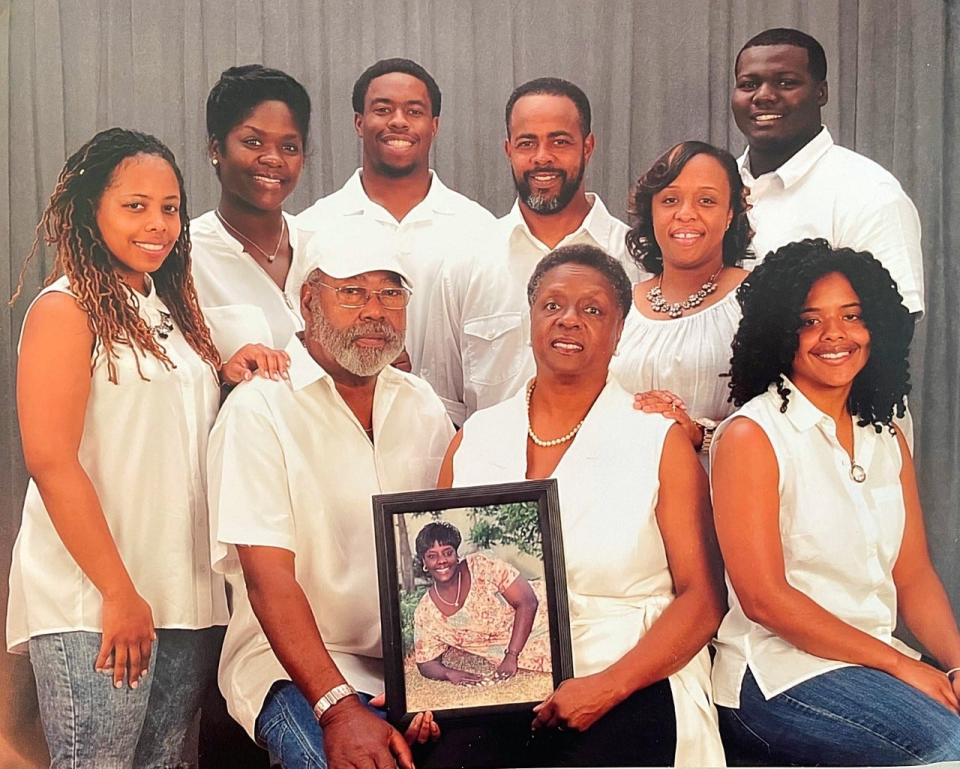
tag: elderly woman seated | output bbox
[436,244,726,767]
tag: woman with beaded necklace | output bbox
[611,141,751,460]
[6,128,272,767]
[436,244,726,767]
[191,64,311,376]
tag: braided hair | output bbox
[728,238,913,431]
[12,127,221,383]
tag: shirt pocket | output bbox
[201,304,273,360]
[463,312,523,387]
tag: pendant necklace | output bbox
[433,568,462,607]
[526,380,585,448]
[215,209,286,263]
[646,267,723,318]
[849,461,867,483]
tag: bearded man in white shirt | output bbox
[425,77,641,424]
[207,223,453,769]
[733,27,924,315]
[295,58,494,387]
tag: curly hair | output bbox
[527,244,632,321]
[207,64,312,151]
[728,238,913,431]
[626,141,753,275]
[12,128,221,383]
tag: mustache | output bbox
[345,320,401,344]
[523,167,567,183]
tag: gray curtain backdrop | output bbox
[1,1,956,765]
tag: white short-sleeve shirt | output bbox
[739,127,924,314]
[7,276,228,653]
[208,335,454,738]
[710,379,921,706]
[295,169,494,386]
[425,194,641,424]
[190,210,309,359]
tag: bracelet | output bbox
[947,667,960,682]
[504,649,520,657]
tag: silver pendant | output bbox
[849,462,867,483]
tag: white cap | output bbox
[291,218,412,294]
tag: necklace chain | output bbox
[646,267,723,318]
[433,568,462,607]
[215,209,286,263]
[526,380,585,448]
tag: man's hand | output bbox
[368,693,441,746]
[320,696,415,769]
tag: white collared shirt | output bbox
[207,336,454,738]
[739,127,924,314]
[294,169,494,387]
[710,379,920,706]
[425,194,640,424]
[190,210,309,359]
[7,276,228,653]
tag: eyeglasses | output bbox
[313,281,412,310]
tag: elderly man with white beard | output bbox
[207,220,453,769]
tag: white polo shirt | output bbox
[208,336,454,738]
[710,379,921,706]
[295,170,494,387]
[424,194,640,424]
[190,210,309,360]
[739,127,924,314]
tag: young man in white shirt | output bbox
[207,222,453,769]
[425,77,640,424]
[295,58,494,388]
[732,27,924,315]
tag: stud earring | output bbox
[211,158,219,167]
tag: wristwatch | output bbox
[312,683,357,720]
[694,418,718,454]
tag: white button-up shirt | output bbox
[208,336,454,738]
[295,170,494,388]
[425,194,639,424]
[190,210,308,360]
[739,127,924,314]
[7,276,228,653]
[710,379,920,706]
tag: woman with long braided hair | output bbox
[6,128,269,767]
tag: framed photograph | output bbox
[372,479,573,724]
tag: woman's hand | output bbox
[495,653,518,680]
[951,673,960,706]
[221,344,290,386]
[95,588,156,689]
[445,668,482,686]
[633,390,703,449]
[531,673,618,732]
[891,656,960,714]
[369,693,441,745]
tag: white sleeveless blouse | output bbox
[453,378,725,767]
[6,276,228,653]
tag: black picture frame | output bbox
[372,479,573,725]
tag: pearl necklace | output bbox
[646,267,723,318]
[215,209,286,263]
[432,568,462,607]
[526,381,585,448]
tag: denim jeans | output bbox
[29,627,223,769]
[254,682,383,769]
[718,665,960,766]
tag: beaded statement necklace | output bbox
[526,380,585,448]
[646,267,723,318]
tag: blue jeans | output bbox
[29,627,223,769]
[255,681,384,769]
[719,666,960,766]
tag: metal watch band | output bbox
[312,683,357,720]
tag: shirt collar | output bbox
[504,192,611,251]
[739,126,833,189]
[340,168,456,222]
[208,209,300,255]
[771,375,830,433]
